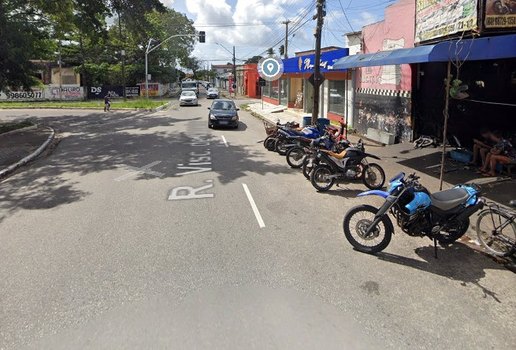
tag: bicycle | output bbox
[475,200,516,257]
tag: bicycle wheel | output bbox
[476,208,516,257]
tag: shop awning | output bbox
[333,34,516,69]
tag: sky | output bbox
[161,0,395,64]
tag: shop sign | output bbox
[484,0,516,29]
[415,0,478,43]
[283,48,349,73]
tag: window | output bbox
[279,79,288,105]
[328,80,346,115]
[271,79,279,100]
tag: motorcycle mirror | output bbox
[389,172,405,183]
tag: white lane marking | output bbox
[221,135,229,147]
[242,183,265,228]
[114,161,164,181]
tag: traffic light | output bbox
[198,31,206,43]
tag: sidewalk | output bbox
[247,103,516,268]
[0,125,54,178]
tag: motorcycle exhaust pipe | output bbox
[454,201,485,222]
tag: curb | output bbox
[152,101,174,112]
[0,126,55,179]
[0,124,38,137]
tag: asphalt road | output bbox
[1,96,515,349]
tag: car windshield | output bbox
[181,91,195,96]
[212,101,235,110]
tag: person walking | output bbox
[104,93,111,112]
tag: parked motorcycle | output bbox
[286,122,347,169]
[273,125,322,155]
[342,172,484,255]
[302,137,352,179]
[263,121,299,151]
[310,140,385,191]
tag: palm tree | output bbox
[267,47,274,56]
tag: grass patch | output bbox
[0,98,170,110]
[0,120,34,134]
[239,103,250,111]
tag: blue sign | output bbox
[282,48,349,73]
[258,56,284,81]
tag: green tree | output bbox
[267,47,274,56]
[245,55,263,64]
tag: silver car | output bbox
[179,91,198,106]
[207,88,219,99]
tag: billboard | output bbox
[0,86,84,101]
[88,86,140,99]
[484,0,516,29]
[415,0,478,43]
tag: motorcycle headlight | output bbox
[209,114,217,120]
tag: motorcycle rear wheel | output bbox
[286,147,305,168]
[310,165,334,191]
[362,163,386,190]
[438,219,470,245]
[343,205,393,254]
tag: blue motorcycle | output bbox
[342,172,484,255]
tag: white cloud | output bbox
[161,0,175,7]
[352,11,379,29]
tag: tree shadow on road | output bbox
[375,243,506,303]
[0,111,293,219]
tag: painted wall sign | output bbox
[0,86,84,101]
[415,0,478,43]
[484,0,516,29]
[282,48,349,73]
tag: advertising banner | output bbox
[415,0,478,43]
[484,0,516,29]
[0,86,84,101]
[138,83,159,97]
[87,86,140,99]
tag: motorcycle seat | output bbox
[430,188,469,211]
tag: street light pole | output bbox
[145,33,202,99]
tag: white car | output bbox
[179,91,198,106]
[207,88,219,99]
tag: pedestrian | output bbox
[469,128,494,167]
[104,93,111,112]
[479,131,515,177]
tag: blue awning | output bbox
[333,34,516,69]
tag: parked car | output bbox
[208,99,239,129]
[179,91,198,106]
[207,88,219,99]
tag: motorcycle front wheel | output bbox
[286,147,305,168]
[302,157,314,179]
[274,138,289,155]
[343,205,393,254]
[362,163,386,190]
[265,137,276,151]
[310,165,334,191]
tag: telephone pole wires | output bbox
[282,19,291,58]
[311,0,325,124]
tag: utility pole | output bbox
[311,0,325,124]
[282,19,291,58]
[232,46,236,97]
[118,14,126,100]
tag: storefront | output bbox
[262,48,350,122]
[334,34,516,145]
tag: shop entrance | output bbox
[304,80,314,113]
